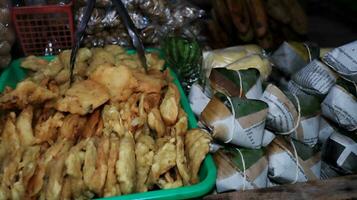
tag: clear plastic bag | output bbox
[76,0,205,47]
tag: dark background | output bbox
[192,0,357,47]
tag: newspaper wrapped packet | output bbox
[201,93,275,149]
[322,40,357,83]
[321,78,357,131]
[267,137,321,184]
[189,68,263,116]
[209,68,263,100]
[213,146,268,192]
[291,59,337,96]
[323,131,357,174]
[261,83,322,147]
[271,41,319,76]
[260,84,299,134]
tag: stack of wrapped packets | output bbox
[189,41,357,192]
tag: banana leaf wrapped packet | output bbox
[321,78,357,131]
[213,146,268,192]
[291,59,337,96]
[271,41,319,76]
[209,68,263,100]
[188,68,263,116]
[260,84,299,134]
[322,40,357,83]
[323,131,357,174]
[201,92,274,149]
[267,136,321,184]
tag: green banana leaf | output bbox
[336,78,357,98]
[212,68,260,95]
[293,139,320,161]
[219,145,265,170]
[215,92,268,118]
[284,90,322,117]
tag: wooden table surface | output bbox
[204,175,357,200]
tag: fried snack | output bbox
[82,110,101,138]
[90,64,138,101]
[16,106,35,146]
[175,131,190,185]
[22,57,63,83]
[0,113,20,163]
[135,134,155,192]
[116,132,136,194]
[174,108,188,136]
[160,83,180,125]
[143,93,161,112]
[0,46,211,199]
[58,48,92,70]
[146,53,165,70]
[27,140,70,197]
[10,146,41,200]
[130,94,147,131]
[34,112,64,144]
[148,137,176,184]
[59,114,87,140]
[104,45,125,56]
[65,140,94,199]
[11,181,25,200]
[56,80,110,115]
[102,104,124,137]
[185,129,211,184]
[21,56,49,71]
[45,142,71,200]
[104,136,121,197]
[0,80,57,109]
[88,48,115,74]
[155,136,171,149]
[132,69,166,94]
[17,146,41,190]
[148,107,166,138]
[1,114,22,194]
[65,140,86,178]
[83,137,109,195]
[157,168,183,189]
[60,177,72,200]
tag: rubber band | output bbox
[226,95,247,190]
[353,82,357,94]
[236,70,243,97]
[303,43,312,62]
[277,93,301,135]
[236,148,247,190]
[289,137,300,184]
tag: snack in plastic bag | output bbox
[203,45,271,80]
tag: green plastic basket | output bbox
[0,50,216,200]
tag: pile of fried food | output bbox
[0,45,211,199]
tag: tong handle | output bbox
[69,0,96,84]
[112,0,148,71]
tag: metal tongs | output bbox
[69,0,148,84]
